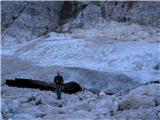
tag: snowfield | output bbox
[1,21,160,119]
[2,21,160,83]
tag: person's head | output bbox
[56,70,60,75]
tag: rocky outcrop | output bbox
[117,84,160,111]
[57,3,103,32]
[1,1,160,46]
[103,1,160,27]
[1,1,63,46]
[57,1,160,32]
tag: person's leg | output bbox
[56,88,58,99]
[56,86,60,99]
[59,88,61,100]
[57,86,61,100]
[56,85,63,100]
[58,85,62,100]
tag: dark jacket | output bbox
[54,75,64,85]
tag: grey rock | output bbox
[81,4,102,27]
[1,1,63,46]
[58,4,103,32]
[114,106,160,120]
[1,1,28,31]
[118,95,155,111]
[104,1,160,27]
[2,1,160,46]
[61,1,160,29]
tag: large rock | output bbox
[95,97,114,115]
[63,82,82,94]
[1,99,21,119]
[113,106,160,120]
[60,3,103,32]
[13,114,37,120]
[117,84,160,111]
[80,4,102,27]
[117,94,156,111]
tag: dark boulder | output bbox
[6,78,82,94]
[144,80,160,85]
[63,82,82,94]
[6,78,54,90]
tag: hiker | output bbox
[54,71,64,100]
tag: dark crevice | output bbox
[12,16,17,20]
[59,1,87,25]
[153,64,160,70]
[127,1,135,11]
[145,80,160,85]
[154,100,159,106]
[114,2,118,6]
[101,5,106,18]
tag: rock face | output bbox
[1,1,63,46]
[61,1,160,31]
[1,1,160,46]
[58,3,103,32]
[103,1,160,26]
[78,4,102,27]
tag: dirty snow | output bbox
[2,22,160,83]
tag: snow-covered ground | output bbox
[1,21,160,119]
[1,82,160,119]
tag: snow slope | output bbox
[2,21,160,84]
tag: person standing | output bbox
[54,71,64,100]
